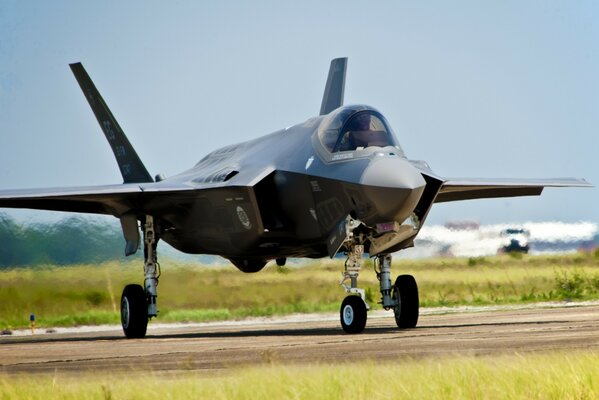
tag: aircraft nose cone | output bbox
[361,157,426,190]
[359,157,426,224]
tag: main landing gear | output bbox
[120,215,160,339]
[339,244,419,334]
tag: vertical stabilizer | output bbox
[70,63,154,184]
[319,57,347,115]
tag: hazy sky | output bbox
[0,1,597,226]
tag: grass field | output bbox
[2,351,599,399]
[1,251,599,329]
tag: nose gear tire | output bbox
[340,295,367,333]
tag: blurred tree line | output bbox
[0,213,126,267]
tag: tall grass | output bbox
[1,252,599,329]
[2,351,599,399]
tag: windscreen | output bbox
[334,113,393,152]
[318,107,404,156]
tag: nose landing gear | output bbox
[339,244,369,333]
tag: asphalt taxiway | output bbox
[2,304,599,374]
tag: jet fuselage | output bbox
[156,105,427,266]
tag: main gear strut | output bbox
[375,254,398,309]
[120,215,161,338]
[143,215,160,317]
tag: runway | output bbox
[2,304,599,374]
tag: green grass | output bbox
[1,252,599,329]
[2,351,599,399]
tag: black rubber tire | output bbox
[121,284,148,339]
[340,295,367,334]
[392,274,419,329]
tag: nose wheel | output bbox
[340,295,367,333]
[339,243,370,334]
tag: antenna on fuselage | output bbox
[319,57,347,116]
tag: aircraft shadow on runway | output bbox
[0,319,567,345]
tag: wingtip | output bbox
[580,178,594,187]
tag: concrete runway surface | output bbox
[2,304,599,374]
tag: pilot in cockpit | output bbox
[336,113,390,152]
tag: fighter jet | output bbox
[0,58,590,338]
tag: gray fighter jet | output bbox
[0,59,590,337]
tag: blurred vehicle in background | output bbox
[499,228,530,254]
[401,222,597,259]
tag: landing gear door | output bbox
[327,217,349,258]
[120,214,140,256]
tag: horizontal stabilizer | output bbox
[320,58,347,115]
[69,63,154,184]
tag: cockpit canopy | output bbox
[318,105,405,156]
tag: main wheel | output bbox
[392,274,419,329]
[340,295,367,333]
[121,284,148,339]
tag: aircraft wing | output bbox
[435,177,591,203]
[0,182,194,216]
[0,62,206,218]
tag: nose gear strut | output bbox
[338,217,369,333]
[340,244,368,306]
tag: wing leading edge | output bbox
[435,177,591,203]
[0,182,194,216]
